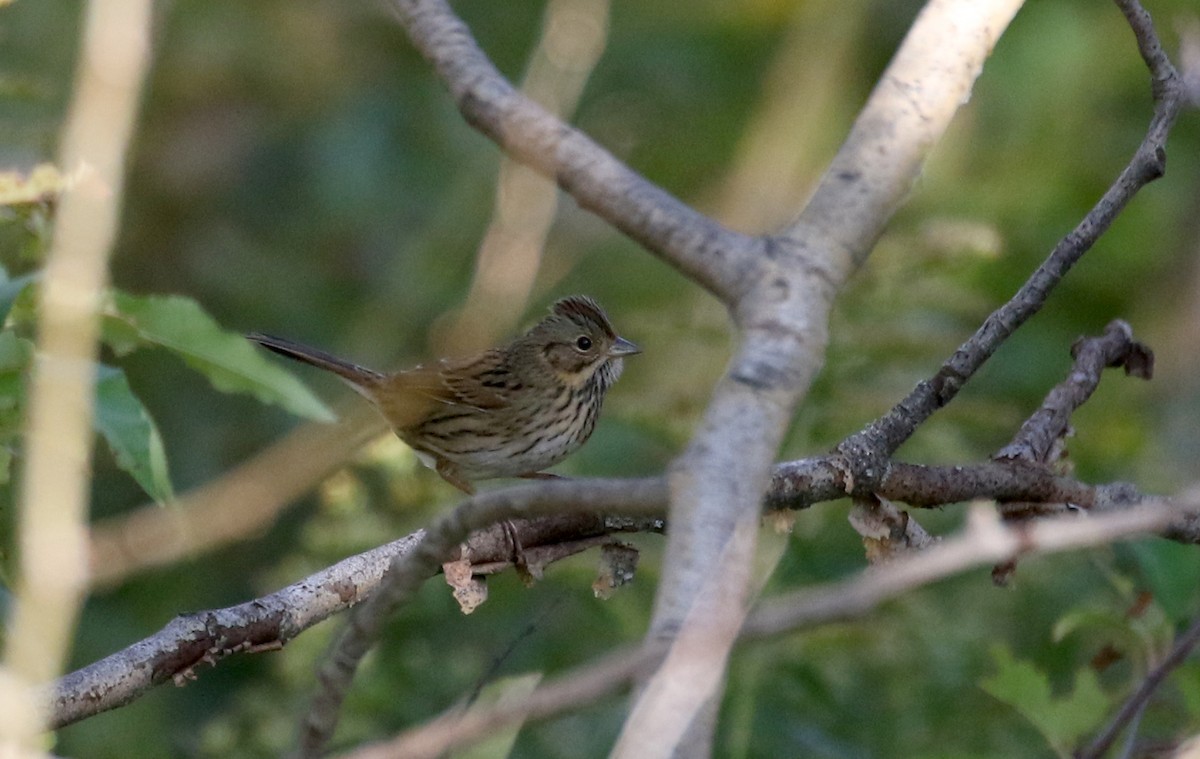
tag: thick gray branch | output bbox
[625,2,1026,752]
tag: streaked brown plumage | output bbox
[248,295,639,494]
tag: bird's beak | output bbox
[609,336,641,357]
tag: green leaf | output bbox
[0,269,38,326]
[1053,600,1173,678]
[0,331,33,485]
[1130,540,1200,623]
[94,365,174,503]
[980,645,1110,757]
[1176,660,1200,718]
[101,291,334,422]
[0,330,33,375]
[0,447,11,488]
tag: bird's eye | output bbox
[575,335,593,351]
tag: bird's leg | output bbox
[501,519,530,578]
[504,474,568,577]
[433,461,529,575]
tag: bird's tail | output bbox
[246,333,384,391]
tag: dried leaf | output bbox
[763,509,797,534]
[443,558,488,614]
[515,560,540,587]
[593,542,639,599]
[848,498,891,541]
[851,496,934,563]
[1123,341,1154,379]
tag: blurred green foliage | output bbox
[980,644,1110,757]
[2,0,1200,756]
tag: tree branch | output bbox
[837,0,1187,472]
[623,3,1026,753]
[768,458,1098,511]
[50,497,662,731]
[747,497,1191,637]
[333,495,1198,759]
[986,319,1154,581]
[996,319,1153,465]
[387,0,758,304]
[54,2,1197,754]
[336,642,666,759]
[292,478,665,758]
[57,454,1194,733]
[4,0,155,745]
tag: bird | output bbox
[247,295,640,494]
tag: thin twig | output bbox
[1112,0,1178,91]
[768,458,1099,511]
[49,533,423,731]
[337,643,666,759]
[987,319,1153,582]
[836,0,1185,473]
[996,320,1153,465]
[463,595,566,709]
[1117,699,1147,759]
[747,499,1187,638]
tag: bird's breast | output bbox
[404,383,601,479]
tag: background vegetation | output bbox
[3,0,1199,756]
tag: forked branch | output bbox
[838,0,1188,469]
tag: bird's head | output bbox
[527,295,640,390]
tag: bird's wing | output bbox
[436,350,514,410]
[374,351,514,430]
